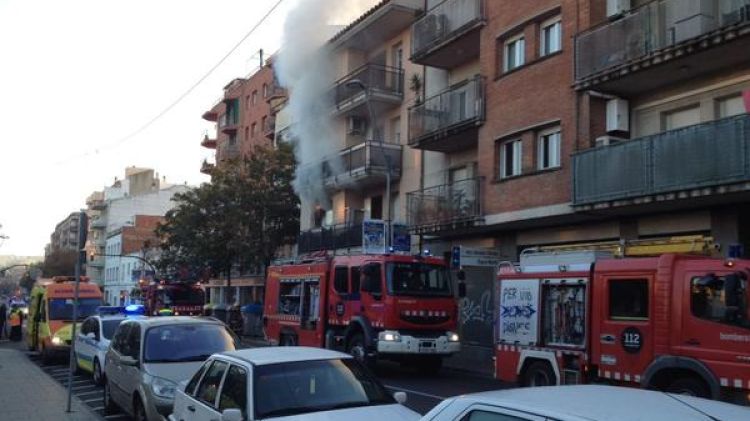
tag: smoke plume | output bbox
[275,0,380,208]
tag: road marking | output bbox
[77,391,103,398]
[83,397,103,403]
[104,415,131,419]
[384,385,446,401]
[73,386,99,393]
[90,406,104,411]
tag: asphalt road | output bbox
[4,337,512,419]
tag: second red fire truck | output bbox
[264,253,461,372]
[495,251,750,404]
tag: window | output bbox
[263,83,268,98]
[350,267,361,294]
[186,361,210,396]
[390,117,401,144]
[500,139,522,178]
[143,324,236,363]
[334,266,349,294]
[664,105,700,130]
[461,410,533,421]
[197,360,228,407]
[362,263,382,295]
[537,128,561,170]
[717,95,746,118]
[609,279,649,320]
[540,17,562,56]
[690,272,749,329]
[124,323,141,359]
[244,127,249,142]
[111,323,131,354]
[245,95,250,110]
[504,34,525,71]
[392,42,403,69]
[252,90,258,105]
[262,116,267,133]
[251,123,257,138]
[219,365,248,415]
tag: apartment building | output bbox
[201,56,283,175]
[84,190,106,283]
[297,0,424,253]
[47,212,83,254]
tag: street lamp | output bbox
[344,78,393,247]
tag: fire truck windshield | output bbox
[160,287,205,305]
[386,262,451,297]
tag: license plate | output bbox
[419,340,436,352]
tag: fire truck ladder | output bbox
[531,235,718,257]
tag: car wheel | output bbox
[347,333,375,368]
[666,377,710,398]
[133,396,146,421]
[103,379,117,415]
[93,359,103,386]
[522,361,556,387]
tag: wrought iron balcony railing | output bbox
[411,0,484,62]
[407,177,483,232]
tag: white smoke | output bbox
[275,0,380,208]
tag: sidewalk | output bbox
[0,347,100,420]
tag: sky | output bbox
[0,0,297,256]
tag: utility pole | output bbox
[66,210,87,413]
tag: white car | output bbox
[421,385,750,421]
[169,347,420,421]
[74,314,130,384]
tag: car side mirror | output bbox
[120,355,138,367]
[393,391,407,405]
[221,408,243,421]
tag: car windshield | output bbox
[48,298,103,321]
[387,262,452,297]
[101,319,124,340]
[143,323,236,363]
[160,287,205,305]
[254,358,394,419]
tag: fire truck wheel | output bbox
[665,377,710,398]
[522,361,556,387]
[348,333,374,368]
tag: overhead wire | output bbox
[53,0,285,165]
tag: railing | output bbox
[298,222,364,253]
[411,0,483,58]
[408,76,484,144]
[266,82,286,100]
[263,116,276,136]
[573,114,750,205]
[576,0,750,81]
[90,218,106,229]
[333,64,404,108]
[220,143,241,161]
[201,159,216,174]
[407,177,482,228]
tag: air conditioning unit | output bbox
[595,135,626,147]
[607,0,631,19]
[606,98,630,134]
[347,116,366,136]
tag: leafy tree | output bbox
[41,249,78,277]
[156,143,299,289]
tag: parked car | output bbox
[74,313,135,384]
[103,316,238,421]
[169,347,420,421]
[421,385,750,421]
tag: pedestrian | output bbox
[9,304,22,341]
[0,300,7,340]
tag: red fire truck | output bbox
[264,254,461,372]
[495,251,750,403]
[140,282,205,316]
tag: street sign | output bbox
[362,219,386,254]
[452,246,500,268]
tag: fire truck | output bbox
[139,281,205,316]
[264,254,461,372]
[495,249,750,404]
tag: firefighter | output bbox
[8,304,22,341]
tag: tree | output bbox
[41,249,77,277]
[156,143,299,287]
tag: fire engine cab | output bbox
[264,253,461,372]
[495,251,750,404]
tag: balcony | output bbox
[201,134,217,149]
[407,177,483,235]
[87,199,106,211]
[332,64,404,117]
[575,0,750,95]
[200,159,216,175]
[411,0,484,69]
[573,114,750,210]
[298,222,364,253]
[263,116,276,140]
[218,142,241,162]
[314,141,402,191]
[90,217,106,230]
[219,112,239,134]
[408,76,485,152]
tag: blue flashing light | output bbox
[124,304,146,316]
[97,306,124,316]
[424,249,431,257]
[388,246,395,253]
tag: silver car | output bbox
[102,316,238,421]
